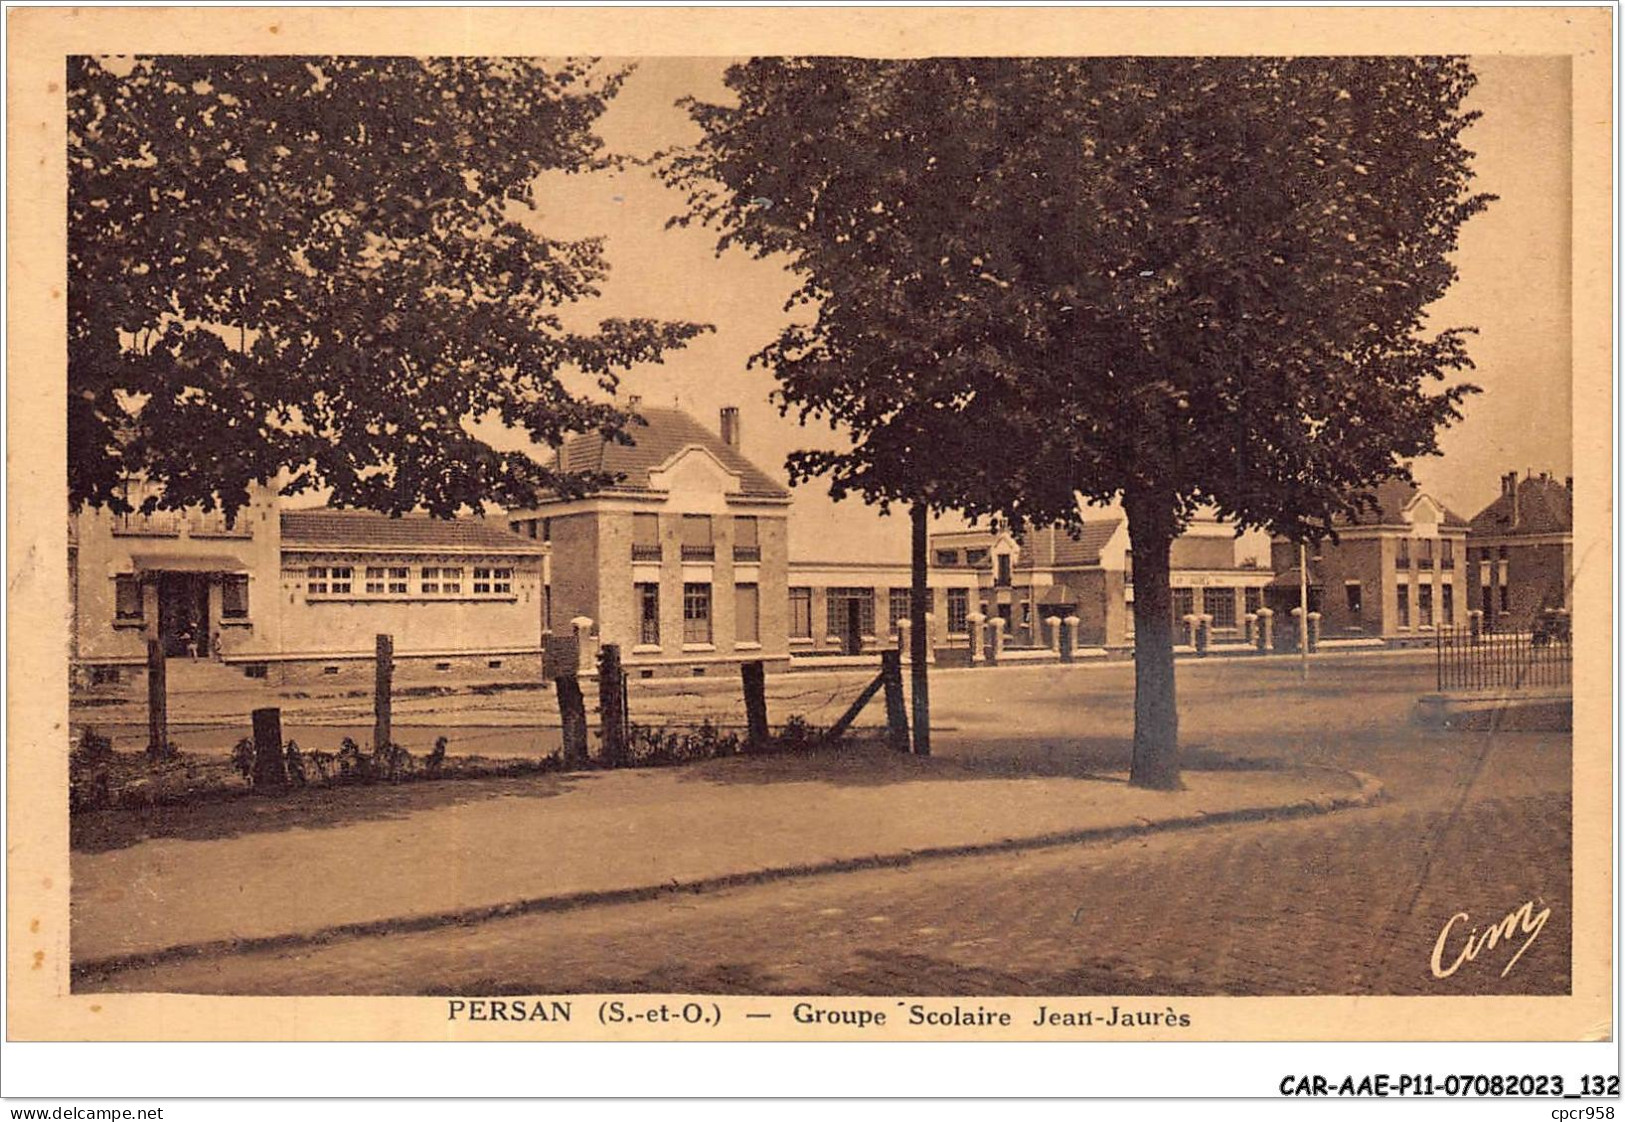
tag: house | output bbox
[71,482,549,688]
[1466,471,1573,631]
[1269,479,1471,639]
[508,405,793,677]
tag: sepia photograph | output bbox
[4,4,1613,1069]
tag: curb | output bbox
[72,767,1384,986]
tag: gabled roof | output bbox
[280,510,545,553]
[1017,520,1124,569]
[557,407,788,499]
[1340,479,1470,529]
[1469,475,1573,537]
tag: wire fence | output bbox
[1435,623,1572,692]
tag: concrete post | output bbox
[1195,613,1212,657]
[896,618,912,664]
[1182,613,1199,647]
[966,612,985,664]
[1256,607,1275,652]
[571,616,596,676]
[989,617,1006,663]
[1045,615,1063,654]
[1289,607,1304,653]
[920,612,937,664]
[1244,612,1257,645]
[1307,611,1322,653]
[1062,615,1080,662]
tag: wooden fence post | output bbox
[557,676,589,769]
[881,649,909,752]
[741,660,769,749]
[373,634,393,752]
[145,638,168,758]
[597,642,626,766]
[251,706,288,789]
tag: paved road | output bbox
[83,651,1572,996]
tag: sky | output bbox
[515,55,1573,558]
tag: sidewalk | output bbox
[71,747,1379,976]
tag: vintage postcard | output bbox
[5,5,1614,1055]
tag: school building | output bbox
[1465,470,1573,631]
[70,481,548,689]
[507,404,794,678]
[1268,479,1471,638]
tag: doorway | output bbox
[157,572,210,657]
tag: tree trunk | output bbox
[1125,488,1181,790]
[909,502,931,756]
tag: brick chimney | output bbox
[720,406,740,448]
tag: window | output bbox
[365,566,388,595]
[222,575,249,619]
[632,513,661,560]
[681,515,714,560]
[887,587,935,631]
[683,582,712,644]
[421,566,463,596]
[965,548,990,566]
[1397,584,1410,628]
[789,587,813,639]
[826,587,876,639]
[1208,588,1237,630]
[1244,587,1263,615]
[934,550,959,567]
[1442,583,1454,625]
[947,588,970,634]
[542,518,552,543]
[996,554,1013,587]
[1440,539,1455,569]
[473,567,513,596]
[1498,545,1509,561]
[1396,539,1410,567]
[1171,587,1196,622]
[1418,583,1434,627]
[637,582,660,646]
[307,566,352,597]
[888,588,911,633]
[733,516,760,562]
[115,575,143,621]
[1345,582,1363,618]
[1500,583,1510,612]
[1417,539,1434,570]
[735,583,760,644]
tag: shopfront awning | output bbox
[128,552,249,575]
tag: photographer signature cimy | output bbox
[1430,899,1550,979]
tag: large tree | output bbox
[669,57,1487,786]
[70,56,708,519]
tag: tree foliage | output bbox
[70,56,709,517]
[667,56,1491,786]
[665,56,1487,535]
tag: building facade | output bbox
[510,406,793,677]
[1269,480,1470,639]
[71,483,547,688]
[784,559,982,660]
[1466,471,1573,631]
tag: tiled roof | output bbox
[1017,520,1124,568]
[280,510,544,552]
[1340,479,1469,529]
[1469,476,1573,537]
[558,407,789,498]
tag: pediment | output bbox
[647,444,743,497]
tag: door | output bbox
[157,573,210,657]
[844,598,862,655]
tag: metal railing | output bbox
[732,545,761,562]
[631,544,663,562]
[1435,623,1571,692]
[681,544,715,562]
